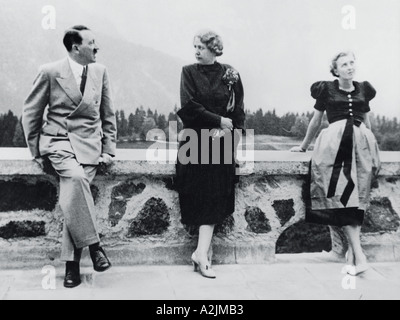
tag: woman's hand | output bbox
[291,146,306,153]
[99,153,114,165]
[220,117,233,130]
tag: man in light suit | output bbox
[23,25,117,288]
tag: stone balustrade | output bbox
[0,148,399,269]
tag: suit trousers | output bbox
[47,149,100,262]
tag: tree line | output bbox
[115,105,182,141]
[116,107,314,141]
[245,108,400,151]
[0,111,26,147]
[0,108,399,151]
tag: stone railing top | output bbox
[0,148,399,176]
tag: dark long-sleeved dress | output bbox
[176,62,245,226]
[308,80,381,226]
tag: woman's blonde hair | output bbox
[194,30,224,57]
[330,51,356,77]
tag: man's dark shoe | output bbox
[64,262,81,289]
[90,246,112,272]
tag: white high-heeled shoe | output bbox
[347,263,370,276]
[191,252,216,279]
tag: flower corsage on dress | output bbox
[212,68,239,140]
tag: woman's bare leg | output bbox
[343,225,368,266]
[195,225,215,264]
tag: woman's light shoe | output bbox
[347,263,370,276]
[191,252,216,279]
[356,264,370,276]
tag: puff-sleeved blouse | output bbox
[311,80,376,124]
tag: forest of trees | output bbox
[0,111,26,147]
[245,108,400,151]
[0,107,399,151]
[111,107,400,151]
[114,105,183,141]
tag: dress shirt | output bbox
[68,57,86,88]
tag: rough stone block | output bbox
[0,221,46,239]
[0,244,61,269]
[386,177,398,184]
[0,180,57,212]
[108,181,146,226]
[213,244,236,264]
[273,199,295,226]
[127,197,170,237]
[329,226,348,256]
[215,215,235,235]
[235,243,275,264]
[362,197,400,233]
[183,224,199,237]
[245,207,271,234]
[254,176,281,192]
[276,222,331,254]
[183,216,236,237]
[363,243,396,262]
[163,177,177,191]
[93,244,194,266]
[109,200,128,227]
[90,185,100,205]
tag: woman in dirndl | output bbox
[291,52,381,276]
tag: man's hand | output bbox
[34,157,45,170]
[290,146,306,153]
[99,153,114,165]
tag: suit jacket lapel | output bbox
[68,65,100,118]
[82,66,98,103]
[56,58,83,106]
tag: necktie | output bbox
[80,66,88,95]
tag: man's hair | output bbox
[63,25,90,52]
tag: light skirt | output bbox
[308,120,381,226]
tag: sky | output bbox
[76,0,400,118]
[28,0,400,117]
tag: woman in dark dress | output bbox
[176,30,245,278]
[292,52,380,276]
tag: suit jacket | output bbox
[23,58,117,165]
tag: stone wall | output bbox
[0,149,399,269]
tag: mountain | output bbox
[0,0,185,116]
